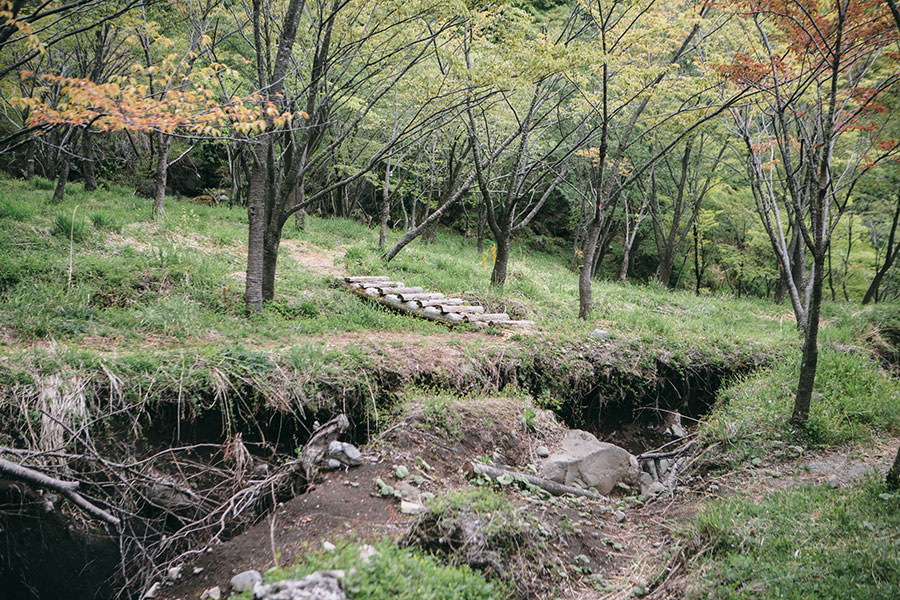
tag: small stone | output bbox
[400,500,426,514]
[341,443,362,462]
[166,565,183,581]
[230,570,262,592]
[201,586,221,600]
[358,544,378,564]
[613,510,626,523]
[536,445,551,458]
[252,463,269,478]
[828,474,840,488]
[644,482,666,497]
[322,541,337,552]
[141,582,160,599]
[193,567,204,575]
[326,459,342,469]
[589,329,611,341]
[253,571,347,600]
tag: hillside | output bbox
[1,177,899,600]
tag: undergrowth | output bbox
[246,540,505,600]
[685,480,900,599]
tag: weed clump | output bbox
[52,211,88,243]
[404,488,563,598]
[256,540,503,600]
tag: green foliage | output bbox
[52,210,88,243]
[89,211,123,233]
[686,481,900,599]
[0,197,32,221]
[251,541,503,600]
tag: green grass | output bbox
[685,480,900,599]
[703,348,900,463]
[243,540,504,600]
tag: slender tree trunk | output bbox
[491,234,510,287]
[152,132,170,218]
[791,253,824,425]
[52,147,71,204]
[379,159,391,249]
[619,243,632,282]
[579,220,603,319]
[25,138,35,180]
[888,444,900,489]
[245,153,267,312]
[863,192,899,304]
[693,223,702,294]
[262,219,284,302]
[82,129,96,191]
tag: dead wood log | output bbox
[301,414,350,482]
[378,286,424,295]
[360,281,403,289]
[417,298,464,307]
[465,462,608,500]
[397,292,445,302]
[440,304,484,314]
[496,320,535,329]
[464,313,510,322]
[345,276,390,283]
[0,456,120,526]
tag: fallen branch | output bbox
[0,456,120,526]
[465,462,608,501]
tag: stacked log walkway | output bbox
[343,276,535,329]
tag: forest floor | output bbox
[1,177,899,600]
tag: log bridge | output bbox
[342,276,535,330]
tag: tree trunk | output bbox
[152,133,170,218]
[888,444,900,489]
[791,253,824,425]
[862,192,899,304]
[245,153,267,312]
[378,159,391,249]
[24,138,35,180]
[82,129,96,191]
[579,220,603,319]
[51,148,71,204]
[657,251,674,287]
[491,235,510,287]
[262,219,284,302]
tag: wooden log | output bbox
[464,313,510,322]
[378,286,423,295]
[345,276,390,283]
[440,304,484,314]
[364,287,381,297]
[360,281,403,289]
[397,292,444,302]
[417,298,464,307]
[465,462,608,501]
[495,320,535,329]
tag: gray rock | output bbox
[358,544,378,564]
[541,430,640,495]
[201,586,221,600]
[327,441,363,468]
[400,500,426,514]
[326,459,342,470]
[253,463,270,478]
[253,570,347,600]
[589,329,611,341]
[232,571,263,592]
[639,471,655,488]
[535,445,551,458]
[661,412,687,438]
[828,474,840,488]
[613,510,626,523]
[643,481,667,497]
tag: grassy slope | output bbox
[2,176,900,599]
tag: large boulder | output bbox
[541,430,640,494]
